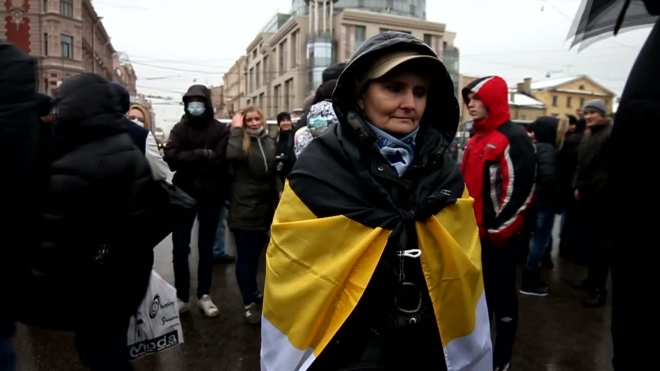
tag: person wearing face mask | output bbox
[110,83,172,181]
[164,84,231,317]
[293,79,338,158]
[128,104,172,181]
[226,106,282,324]
[261,32,492,371]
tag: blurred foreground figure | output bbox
[610,1,660,369]
[0,42,39,371]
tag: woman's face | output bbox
[360,70,428,135]
[127,108,145,123]
[279,118,292,131]
[244,111,263,130]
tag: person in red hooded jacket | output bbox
[460,75,535,371]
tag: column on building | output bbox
[305,0,337,95]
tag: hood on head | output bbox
[462,76,511,131]
[110,82,131,113]
[52,73,122,129]
[182,84,213,120]
[332,31,459,159]
[0,42,36,108]
[531,116,559,146]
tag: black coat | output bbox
[24,74,154,329]
[164,85,230,205]
[610,10,659,368]
[0,42,40,336]
[301,32,461,370]
[531,117,560,211]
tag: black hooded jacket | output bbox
[557,119,585,205]
[164,85,230,205]
[0,42,40,336]
[530,117,561,211]
[294,32,461,370]
[610,10,659,368]
[24,73,154,329]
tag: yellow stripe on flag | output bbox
[416,188,492,369]
[262,182,392,369]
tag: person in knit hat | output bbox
[571,97,613,308]
[583,99,607,121]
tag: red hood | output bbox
[462,76,511,133]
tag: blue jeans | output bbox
[213,206,228,258]
[0,335,15,371]
[232,229,269,305]
[527,210,556,272]
[172,204,222,301]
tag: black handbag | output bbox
[142,180,196,248]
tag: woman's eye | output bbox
[387,85,402,93]
[414,88,427,97]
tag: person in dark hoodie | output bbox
[610,1,659,368]
[164,84,230,317]
[0,41,39,371]
[274,111,296,182]
[520,116,566,297]
[461,75,536,371]
[557,114,587,263]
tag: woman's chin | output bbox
[381,121,419,136]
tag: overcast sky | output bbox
[96,0,652,132]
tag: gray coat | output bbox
[226,127,283,230]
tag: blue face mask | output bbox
[187,102,206,116]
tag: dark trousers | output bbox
[172,204,222,301]
[527,210,556,272]
[481,237,518,366]
[232,229,269,305]
[583,202,611,291]
[559,200,587,264]
[75,316,132,371]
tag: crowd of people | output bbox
[1,5,659,368]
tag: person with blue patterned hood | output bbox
[294,79,339,158]
[261,32,492,371]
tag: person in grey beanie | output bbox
[571,98,613,308]
[583,99,607,118]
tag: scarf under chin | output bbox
[367,122,418,176]
[246,126,264,136]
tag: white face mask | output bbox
[131,118,144,127]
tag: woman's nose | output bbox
[400,92,416,110]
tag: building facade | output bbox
[210,85,225,118]
[229,1,459,119]
[515,75,616,118]
[112,51,138,101]
[222,55,248,117]
[2,0,116,94]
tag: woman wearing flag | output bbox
[260,32,492,371]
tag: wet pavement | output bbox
[12,219,613,370]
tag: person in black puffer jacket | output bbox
[0,41,40,371]
[520,116,566,297]
[23,73,154,371]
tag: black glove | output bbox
[195,149,216,159]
